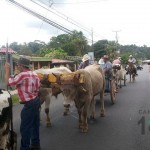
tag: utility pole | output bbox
[112,30,121,55]
[49,0,53,7]
[91,28,94,49]
[88,28,94,64]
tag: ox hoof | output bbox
[63,112,69,116]
[81,128,88,133]
[88,117,97,124]
[100,113,105,117]
[79,124,83,129]
[46,122,52,127]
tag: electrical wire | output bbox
[6,0,98,44]
[53,0,105,5]
[6,0,73,35]
[30,0,92,34]
[35,0,106,39]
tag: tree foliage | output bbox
[48,30,88,56]
[92,40,108,59]
[45,48,67,59]
[3,30,150,63]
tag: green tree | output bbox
[48,30,88,56]
[9,42,20,52]
[92,40,108,59]
[105,41,118,61]
[28,40,46,55]
[45,48,67,59]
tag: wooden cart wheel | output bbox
[110,79,117,104]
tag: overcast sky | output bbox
[1,0,150,47]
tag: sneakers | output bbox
[30,146,41,150]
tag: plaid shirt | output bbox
[8,71,40,102]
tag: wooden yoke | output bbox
[37,73,44,80]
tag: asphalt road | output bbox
[13,65,150,150]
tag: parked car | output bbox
[137,65,143,70]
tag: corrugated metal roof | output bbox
[12,54,51,62]
[12,55,74,63]
[51,59,74,63]
[0,48,17,54]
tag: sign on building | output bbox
[88,52,94,64]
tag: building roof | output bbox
[12,54,74,63]
[0,48,17,54]
[51,59,74,64]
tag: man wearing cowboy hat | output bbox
[126,55,138,75]
[102,55,112,75]
[101,55,112,92]
[78,54,90,69]
[5,57,41,150]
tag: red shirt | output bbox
[8,71,40,102]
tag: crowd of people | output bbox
[78,53,138,77]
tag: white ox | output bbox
[34,67,72,127]
[53,65,105,133]
[112,65,126,90]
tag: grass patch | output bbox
[11,94,19,104]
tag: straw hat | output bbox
[82,54,90,62]
[118,57,121,60]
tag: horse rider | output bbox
[126,55,138,75]
[112,56,121,68]
[78,54,90,69]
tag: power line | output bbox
[34,0,105,39]
[6,0,73,35]
[53,0,105,5]
[6,0,99,44]
[31,0,92,34]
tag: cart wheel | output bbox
[124,74,126,86]
[13,142,17,150]
[110,79,117,104]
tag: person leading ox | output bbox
[5,57,41,150]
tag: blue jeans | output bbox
[20,97,40,150]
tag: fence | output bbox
[0,54,13,89]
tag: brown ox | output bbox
[53,64,105,132]
[34,67,72,127]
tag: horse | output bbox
[128,62,136,82]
